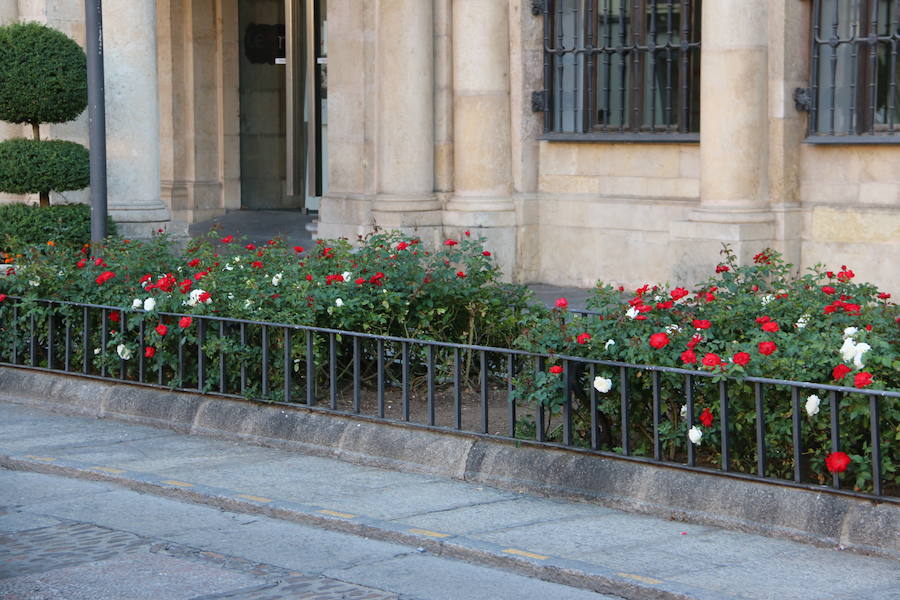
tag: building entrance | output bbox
[238,0,325,211]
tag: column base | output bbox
[109,200,178,239]
[370,193,444,245]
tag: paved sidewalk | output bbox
[2,401,898,600]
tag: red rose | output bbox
[245,244,256,250]
[757,341,777,356]
[837,268,855,281]
[649,332,670,349]
[305,274,313,281]
[761,321,779,333]
[699,407,714,427]
[144,346,156,358]
[825,451,851,474]
[656,301,674,310]
[670,287,689,301]
[549,365,563,374]
[701,353,722,367]
[482,251,491,257]
[821,285,836,295]
[732,352,751,366]
[221,235,234,243]
[576,333,591,345]
[832,364,851,381]
[877,292,891,300]
[0,294,6,302]
[715,264,730,273]
[188,259,200,268]
[456,271,466,278]
[198,292,211,303]
[155,324,168,336]
[293,246,304,253]
[95,270,115,285]
[755,315,771,324]
[193,272,205,281]
[109,311,120,323]
[251,261,263,269]
[692,319,711,330]
[444,239,458,246]
[555,297,568,309]
[687,334,702,350]
[177,316,191,329]
[853,372,873,388]
[76,259,86,269]
[865,324,873,331]
[680,350,697,364]
[355,277,365,285]
[464,230,470,237]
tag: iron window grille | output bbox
[538,0,701,140]
[807,0,900,140]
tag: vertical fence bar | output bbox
[100,309,108,377]
[260,324,269,398]
[830,391,841,488]
[791,386,802,483]
[138,319,145,383]
[353,335,361,414]
[240,323,248,395]
[377,339,385,418]
[177,320,185,386]
[536,356,545,442]
[11,304,20,364]
[563,360,573,446]
[29,311,37,366]
[652,370,662,460]
[454,347,462,430]
[306,329,315,406]
[427,345,435,425]
[47,309,55,370]
[218,321,226,394]
[620,366,630,455]
[81,306,90,373]
[64,313,72,372]
[590,364,599,451]
[480,350,489,434]
[197,317,207,391]
[755,382,766,477]
[283,328,292,403]
[870,394,882,496]
[402,341,410,421]
[118,313,127,379]
[329,333,337,409]
[719,380,730,471]
[686,374,695,466]
[507,353,516,439]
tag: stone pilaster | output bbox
[103,0,170,237]
[444,0,516,277]
[371,0,441,240]
[670,0,772,280]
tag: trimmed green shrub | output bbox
[0,138,89,195]
[0,202,115,252]
[0,22,87,125]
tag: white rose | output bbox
[625,307,639,319]
[805,394,821,417]
[93,347,101,355]
[843,326,858,338]
[227,293,235,300]
[272,273,283,286]
[604,339,615,351]
[143,297,156,311]
[342,271,352,282]
[852,343,871,369]
[28,279,40,287]
[592,376,612,393]
[335,298,344,307]
[132,298,142,309]
[680,404,687,419]
[760,295,774,306]
[116,344,132,360]
[244,298,253,308]
[839,338,857,363]
[225,263,234,271]
[665,324,681,334]
[795,314,811,330]
[688,426,703,445]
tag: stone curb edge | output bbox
[0,453,708,600]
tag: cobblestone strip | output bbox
[0,515,397,600]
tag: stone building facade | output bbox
[1,1,898,292]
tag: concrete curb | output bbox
[1,366,898,564]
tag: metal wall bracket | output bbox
[531,90,547,113]
[531,0,545,16]
[793,87,812,112]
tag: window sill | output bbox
[803,135,900,145]
[539,132,700,144]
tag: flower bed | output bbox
[0,234,897,496]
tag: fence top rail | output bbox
[7,295,900,399]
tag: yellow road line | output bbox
[90,466,125,474]
[160,480,194,487]
[502,548,549,560]
[617,572,664,585]
[318,509,357,519]
[408,528,451,538]
[24,455,56,461]
[236,494,272,503]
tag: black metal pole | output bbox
[85,0,108,244]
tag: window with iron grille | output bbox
[537,0,701,140]
[808,0,900,139]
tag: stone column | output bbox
[444,0,516,277]
[103,0,170,237]
[669,0,772,279]
[371,0,441,239]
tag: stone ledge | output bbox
[1,366,896,561]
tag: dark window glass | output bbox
[542,0,701,137]
[810,0,900,137]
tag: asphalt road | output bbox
[0,470,619,600]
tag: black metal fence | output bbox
[1,296,896,502]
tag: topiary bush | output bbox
[0,202,115,253]
[0,22,89,206]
